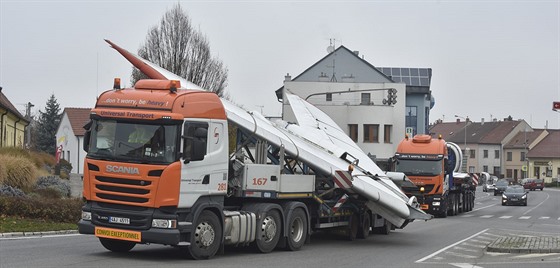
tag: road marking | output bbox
[0,234,82,240]
[416,229,489,263]
[461,214,475,217]
[450,263,484,268]
[464,204,497,214]
[445,251,478,259]
[523,192,550,215]
[539,216,550,220]
[453,246,478,252]
[519,216,531,220]
[461,242,487,248]
[480,215,493,218]
[499,216,512,219]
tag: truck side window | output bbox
[183,122,208,163]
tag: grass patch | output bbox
[0,215,77,233]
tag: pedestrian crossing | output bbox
[460,214,560,220]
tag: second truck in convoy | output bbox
[392,134,476,218]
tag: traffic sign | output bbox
[554,101,560,110]
[521,165,527,172]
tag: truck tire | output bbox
[188,210,222,260]
[99,237,136,253]
[254,209,281,253]
[286,208,307,251]
[347,213,359,241]
[357,213,370,239]
[379,220,391,235]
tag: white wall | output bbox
[282,81,406,159]
[55,113,87,175]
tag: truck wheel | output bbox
[188,210,222,260]
[286,208,307,251]
[347,213,359,240]
[254,209,281,253]
[99,237,136,253]
[379,220,391,235]
[357,214,370,239]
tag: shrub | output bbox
[0,147,56,172]
[0,154,38,192]
[35,176,71,198]
[0,196,83,223]
[0,185,27,198]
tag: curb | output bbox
[0,229,78,238]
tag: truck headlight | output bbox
[152,219,177,229]
[82,211,92,221]
[432,201,440,206]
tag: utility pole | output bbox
[455,115,469,173]
[25,102,34,149]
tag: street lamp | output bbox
[455,115,469,173]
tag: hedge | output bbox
[0,196,83,223]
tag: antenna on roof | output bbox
[327,38,335,54]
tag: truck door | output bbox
[178,120,228,208]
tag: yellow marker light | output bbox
[420,187,425,193]
[113,78,121,90]
[438,134,442,140]
[348,165,354,173]
[170,80,178,93]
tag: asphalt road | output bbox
[1,187,559,268]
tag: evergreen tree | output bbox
[36,94,61,155]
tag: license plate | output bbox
[511,198,518,201]
[109,216,130,225]
[95,227,141,242]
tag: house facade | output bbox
[526,130,560,183]
[0,88,29,148]
[276,46,431,162]
[55,108,91,174]
[504,129,548,181]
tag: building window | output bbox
[494,166,501,176]
[384,125,392,143]
[326,93,332,102]
[67,151,70,161]
[506,152,512,161]
[483,165,488,172]
[363,124,379,143]
[405,106,417,136]
[483,150,488,158]
[361,93,371,105]
[470,149,475,158]
[520,152,526,161]
[546,167,552,177]
[469,166,475,173]
[506,169,512,178]
[495,150,499,159]
[534,166,540,178]
[348,124,358,142]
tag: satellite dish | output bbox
[327,45,334,53]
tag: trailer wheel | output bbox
[379,220,391,235]
[99,238,136,253]
[254,209,281,253]
[286,208,307,251]
[347,213,359,240]
[357,213,370,239]
[188,210,222,260]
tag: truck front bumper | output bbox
[79,220,183,245]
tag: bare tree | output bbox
[131,4,228,96]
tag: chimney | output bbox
[456,118,461,123]
[481,118,485,125]
[353,51,359,56]
[0,86,2,93]
[284,73,291,82]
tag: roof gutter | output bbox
[13,118,21,147]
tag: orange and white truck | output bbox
[77,41,430,260]
[391,135,476,218]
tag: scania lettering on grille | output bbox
[106,165,140,175]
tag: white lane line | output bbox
[499,216,512,219]
[461,214,475,217]
[465,204,497,214]
[539,216,550,220]
[519,216,531,220]
[450,263,484,268]
[445,251,478,259]
[453,246,479,252]
[523,192,550,215]
[0,234,82,240]
[415,229,489,263]
[480,215,493,218]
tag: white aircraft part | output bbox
[447,142,463,173]
[106,40,431,226]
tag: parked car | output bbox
[523,178,545,191]
[502,185,528,206]
[494,179,509,196]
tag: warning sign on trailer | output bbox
[554,101,560,110]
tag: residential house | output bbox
[0,87,29,148]
[526,130,560,183]
[55,108,91,174]
[503,129,548,180]
[276,45,433,163]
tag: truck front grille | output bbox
[94,175,154,205]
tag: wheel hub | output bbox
[195,222,215,248]
[262,216,277,242]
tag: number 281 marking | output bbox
[252,178,267,186]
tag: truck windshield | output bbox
[88,119,180,164]
[395,159,443,176]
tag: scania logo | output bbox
[106,165,140,175]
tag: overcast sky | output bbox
[1,0,559,129]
